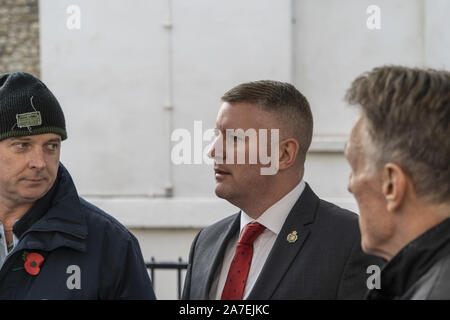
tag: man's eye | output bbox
[15,143,27,149]
[47,144,59,151]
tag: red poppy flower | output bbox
[24,252,44,276]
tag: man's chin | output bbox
[214,183,235,201]
[19,194,44,203]
[214,185,228,200]
[19,187,51,203]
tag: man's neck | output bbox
[386,202,450,260]
[0,200,33,239]
[239,177,302,220]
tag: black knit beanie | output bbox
[0,72,67,142]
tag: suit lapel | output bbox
[196,212,241,299]
[247,184,319,299]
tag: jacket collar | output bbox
[368,217,450,299]
[247,183,319,299]
[12,163,88,253]
[196,213,240,299]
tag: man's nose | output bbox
[208,135,225,162]
[28,148,46,170]
[207,142,215,159]
[347,173,353,194]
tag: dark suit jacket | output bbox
[182,184,384,300]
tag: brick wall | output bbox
[0,0,40,76]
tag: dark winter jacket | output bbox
[0,164,156,300]
[367,218,450,300]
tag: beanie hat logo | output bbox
[16,96,42,129]
[16,111,42,129]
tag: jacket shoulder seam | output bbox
[79,199,133,240]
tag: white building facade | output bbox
[38,0,450,298]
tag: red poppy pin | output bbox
[23,252,45,276]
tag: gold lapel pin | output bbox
[287,231,298,243]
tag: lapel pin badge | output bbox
[287,231,298,243]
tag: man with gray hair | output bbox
[344,66,450,299]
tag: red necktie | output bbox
[221,222,266,300]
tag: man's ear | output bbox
[382,163,408,212]
[278,138,300,171]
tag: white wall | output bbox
[39,0,450,299]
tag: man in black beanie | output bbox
[0,72,156,299]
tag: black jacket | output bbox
[0,164,156,300]
[367,218,450,300]
[183,183,384,299]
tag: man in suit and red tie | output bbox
[182,80,383,300]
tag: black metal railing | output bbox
[145,257,188,300]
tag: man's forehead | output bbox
[347,116,375,166]
[7,133,61,143]
[350,116,366,143]
[216,101,275,129]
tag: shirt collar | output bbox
[240,180,306,236]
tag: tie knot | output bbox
[239,222,266,245]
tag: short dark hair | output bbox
[221,80,313,164]
[345,65,450,203]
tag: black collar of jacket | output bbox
[12,163,88,253]
[368,217,450,299]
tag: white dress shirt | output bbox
[211,180,306,300]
